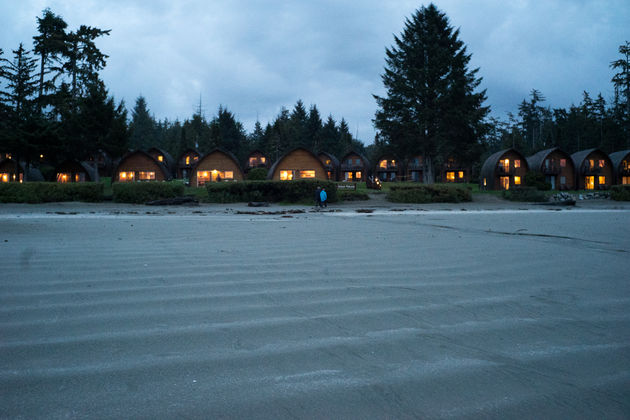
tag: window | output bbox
[223,171,234,180]
[280,170,293,181]
[119,171,134,182]
[589,159,595,169]
[248,157,257,166]
[598,176,606,186]
[75,173,85,182]
[544,159,550,168]
[458,171,464,179]
[356,159,361,165]
[299,170,315,178]
[598,160,605,168]
[345,172,352,181]
[514,176,521,185]
[56,173,70,183]
[560,176,566,185]
[325,159,331,165]
[197,171,211,186]
[623,176,630,185]
[560,159,566,167]
[391,160,396,167]
[355,171,362,180]
[379,160,387,169]
[260,157,265,163]
[185,156,190,165]
[483,178,487,187]
[500,176,510,190]
[622,160,628,170]
[1,173,9,182]
[446,171,455,181]
[139,171,155,180]
[585,176,595,190]
[514,160,521,168]
[157,155,164,162]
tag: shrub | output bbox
[205,179,338,203]
[112,182,185,204]
[502,186,548,202]
[338,190,370,201]
[387,184,471,203]
[246,168,268,180]
[610,185,630,201]
[524,171,551,190]
[0,182,104,203]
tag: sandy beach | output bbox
[1,200,629,418]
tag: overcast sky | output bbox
[2,0,629,144]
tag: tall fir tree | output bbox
[32,8,67,107]
[128,96,156,150]
[374,3,489,182]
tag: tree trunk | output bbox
[423,155,435,184]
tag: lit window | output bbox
[327,171,332,180]
[186,156,190,165]
[223,171,234,180]
[446,172,455,181]
[623,176,630,185]
[197,171,210,186]
[598,176,606,185]
[75,173,85,182]
[589,159,595,169]
[503,159,510,168]
[139,171,155,180]
[598,159,605,168]
[585,176,595,190]
[299,170,315,178]
[56,173,70,183]
[514,160,520,168]
[280,170,293,181]
[500,176,510,190]
[158,155,164,162]
[458,171,464,179]
[560,159,566,167]
[391,160,396,167]
[514,176,521,185]
[356,171,362,179]
[248,157,256,166]
[1,173,9,182]
[325,159,331,165]
[483,178,487,187]
[379,160,387,169]
[345,172,353,181]
[119,171,135,182]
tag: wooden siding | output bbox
[270,149,327,181]
[115,152,166,182]
[575,150,613,190]
[190,150,244,186]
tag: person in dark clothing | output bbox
[315,186,322,207]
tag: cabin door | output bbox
[549,176,555,190]
[585,176,595,190]
[500,176,510,190]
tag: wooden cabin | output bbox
[147,147,176,178]
[318,152,339,181]
[190,149,244,187]
[441,157,470,184]
[340,151,369,182]
[375,155,402,182]
[267,148,327,181]
[113,150,172,182]
[245,150,269,172]
[480,149,529,190]
[55,160,99,183]
[86,150,113,178]
[405,155,424,182]
[177,148,200,180]
[571,149,613,190]
[0,158,44,183]
[609,150,630,185]
[526,148,575,190]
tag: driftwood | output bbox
[145,196,199,206]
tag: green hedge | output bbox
[502,186,548,202]
[387,184,472,203]
[112,182,185,203]
[0,182,104,203]
[246,168,268,180]
[205,179,338,203]
[611,185,630,201]
[524,172,551,190]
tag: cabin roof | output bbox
[480,148,528,185]
[570,148,611,168]
[317,151,339,167]
[609,150,630,171]
[55,159,100,182]
[192,148,243,173]
[526,147,573,172]
[113,150,172,180]
[340,150,370,168]
[267,147,323,180]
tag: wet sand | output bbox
[1,204,629,418]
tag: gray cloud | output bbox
[1,0,628,143]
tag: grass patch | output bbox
[338,190,370,201]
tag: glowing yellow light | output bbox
[1,173,8,182]
[185,156,190,165]
[483,178,487,186]
[585,176,595,190]
[260,157,266,163]
[356,171,362,179]
[158,155,163,162]
[446,172,455,181]
[40,154,44,159]
[598,176,605,185]
[458,171,464,179]
[379,160,387,169]
[299,170,315,178]
[514,176,521,185]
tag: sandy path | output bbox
[1,211,629,418]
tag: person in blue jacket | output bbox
[319,188,327,208]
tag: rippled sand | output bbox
[1,209,629,418]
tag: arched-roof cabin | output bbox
[177,148,200,180]
[340,151,370,182]
[267,148,327,181]
[480,149,529,190]
[375,154,402,182]
[405,155,424,182]
[86,150,113,177]
[571,149,613,190]
[147,147,176,178]
[440,157,470,184]
[190,149,244,187]
[0,159,44,183]
[318,152,339,181]
[113,150,172,182]
[245,150,270,172]
[526,148,575,190]
[609,150,630,185]
[55,160,99,183]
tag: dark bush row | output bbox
[0,182,104,203]
[610,185,630,201]
[205,180,338,203]
[338,190,370,201]
[387,184,472,203]
[112,182,185,203]
[502,186,548,202]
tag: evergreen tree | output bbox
[248,120,265,151]
[62,25,111,98]
[32,8,67,107]
[374,3,489,182]
[611,41,630,148]
[306,105,322,151]
[319,115,339,156]
[128,96,156,150]
[289,99,308,148]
